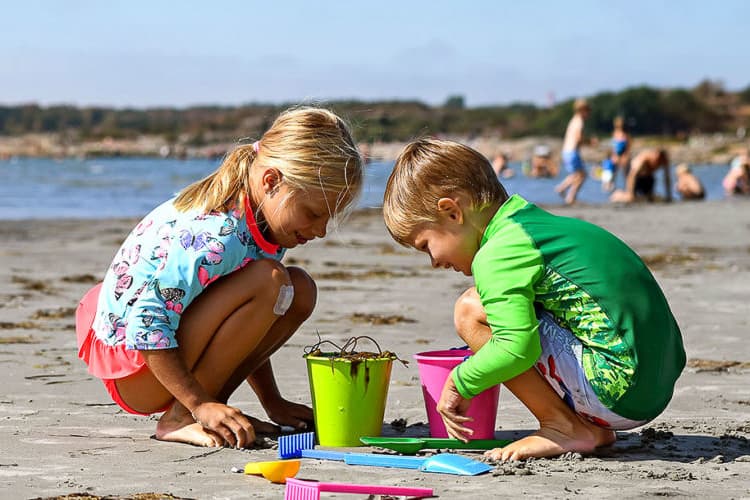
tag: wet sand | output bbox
[1,199,749,499]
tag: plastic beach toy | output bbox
[359,436,512,454]
[299,448,491,476]
[243,459,300,484]
[305,337,397,446]
[414,349,501,438]
[278,431,315,459]
[343,451,492,476]
[284,477,433,499]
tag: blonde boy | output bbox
[383,139,685,460]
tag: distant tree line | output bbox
[1,81,747,143]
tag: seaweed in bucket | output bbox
[303,333,407,391]
[303,331,409,386]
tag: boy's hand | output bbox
[191,401,255,448]
[436,375,473,442]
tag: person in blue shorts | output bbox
[611,116,630,173]
[555,99,591,204]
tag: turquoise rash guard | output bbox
[452,195,685,421]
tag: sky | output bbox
[2,0,749,108]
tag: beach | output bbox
[1,199,749,499]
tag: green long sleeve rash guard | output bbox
[452,195,685,421]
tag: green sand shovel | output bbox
[360,436,513,454]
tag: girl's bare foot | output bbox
[155,419,223,447]
[155,410,277,447]
[485,416,616,461]
[241,414,280,435]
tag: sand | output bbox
[1,199,749,499]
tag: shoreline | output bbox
[0,197,746,223]
[1,133,747,165]
[1,201,748,499]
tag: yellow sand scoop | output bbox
[243,459,300,484]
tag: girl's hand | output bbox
[437,375,473,442]
[264,397,314,431]
[191,401,255,448]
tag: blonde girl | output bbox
[76,107,363,448]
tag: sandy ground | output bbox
[1,199,749,499]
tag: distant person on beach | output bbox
[600,150,617,192]
[383,138,685,461]
[674,163,705,200]
[610,148,672,203]
[492,151,515,178]
[524,144,558,178]
[75,107,363,448]
[723,148,750,195]
[358,142,373,164]
[610,116,630,174]
[600,117,630,192]
[555,98,591,204]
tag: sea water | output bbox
[0,157,734,220]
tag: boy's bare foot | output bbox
[484,417,616,461]
[155,419,224,447]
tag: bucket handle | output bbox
[340,335,383,356]
[304,334,383,357]
[304,334,408,366]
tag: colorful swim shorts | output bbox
[535,310,648,430]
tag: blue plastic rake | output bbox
[278,431,315,459]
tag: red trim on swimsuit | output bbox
[243,195,280,255]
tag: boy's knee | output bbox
[286,266,317,319]
[453,287,484,333]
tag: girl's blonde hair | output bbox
[174,107,363,220]
[383,138,508,246]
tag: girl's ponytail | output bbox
[174,106,363,218]
[173,144,257,213]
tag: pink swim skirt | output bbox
[76,283,169,415]
[76,283,146,380]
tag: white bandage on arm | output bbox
[273,284,295,315]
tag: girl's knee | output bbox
[241,259,291,303]
[286,266,317,319]
[263,259,292,283]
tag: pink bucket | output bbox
[414,349,500,439]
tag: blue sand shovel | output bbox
[300,449,491,476]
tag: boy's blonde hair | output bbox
[174,107,363,219]
[383,138,508,246]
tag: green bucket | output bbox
[305,353,393,447]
